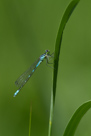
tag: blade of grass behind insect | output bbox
[63,101,91,136]
[48,0,80,136]
[29,104,32,136]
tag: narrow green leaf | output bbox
[53,0,80,105]
[48,0,80,136]
[29,104,32,136]
[63,101,91,136]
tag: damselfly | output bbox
[13,50,53,97]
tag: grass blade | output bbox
[48,0,80,136]
[53,0,80,104]
[63,101,91,136]
[29,104,32,136]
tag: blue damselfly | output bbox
[13,50,53,97]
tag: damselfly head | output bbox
[45,49,50,54]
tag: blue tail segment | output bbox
[13,90,20,97]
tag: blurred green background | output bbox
[0,0,91,136]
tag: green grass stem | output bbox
[48,0,80,136]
